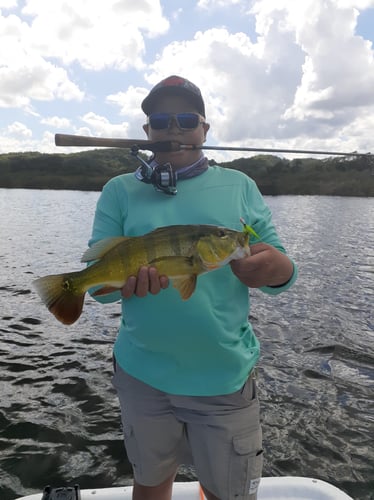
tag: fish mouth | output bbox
[201,246,250,269]
[219,246,250,265]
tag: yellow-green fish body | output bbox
[33,224,250,325]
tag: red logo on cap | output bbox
[161,76,186,87]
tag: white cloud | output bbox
[0,0,170,114]
[106,86,149,137]
[7,121,33,138]
[41,116,72,128]
[0,11,84,108]
[143,1,374,156]
[281,3,374,121]
[1,0,374,155]
[336,0,374,7]
[107,86,148,118]
[80,112,130,138]
[0,121,35,153]
[197,0,245,8]
[21,0,169,70]
[0,0,17,8]
[0,58,84,107]
[145,26,304,141]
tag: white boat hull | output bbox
[16,477,353,500]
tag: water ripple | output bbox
[1,190,373,500]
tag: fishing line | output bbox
[180,144,372,158]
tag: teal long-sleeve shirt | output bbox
[89,165,297,395]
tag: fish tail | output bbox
[33,273,85,325]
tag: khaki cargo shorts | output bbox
[112,359,263,500]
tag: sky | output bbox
[1,0,374,160]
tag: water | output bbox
[0,189,373,500]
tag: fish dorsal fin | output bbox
[81,237,130,262]
[172,275,197,300]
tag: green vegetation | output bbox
[215,154,374,196]
[0,149,373,196]
[0,149,139,191]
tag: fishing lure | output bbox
[240,217,261,240]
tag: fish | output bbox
[33,224,251,325]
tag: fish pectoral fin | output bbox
[202,262,220,270]
[81,237,130,262]
[92,286,121,296]
[172,275,197,300]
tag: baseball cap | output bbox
[141,75,206,117]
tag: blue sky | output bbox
[1,0,374,160]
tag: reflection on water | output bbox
[0,190,373,500]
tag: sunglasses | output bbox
[148,113,204,131]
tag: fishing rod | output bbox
[55,133,372,158]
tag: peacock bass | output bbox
[33,224,253,325]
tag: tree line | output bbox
[0,148,373,196]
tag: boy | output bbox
[89,75,297,499]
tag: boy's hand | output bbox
[121,267,169,298]
[230,243,294,288]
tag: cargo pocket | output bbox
[229,430,263,499]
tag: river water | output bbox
[0,189,373,500]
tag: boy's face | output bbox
[143,95,210,169]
